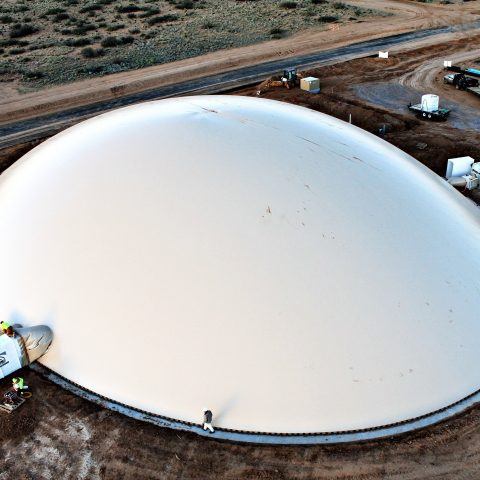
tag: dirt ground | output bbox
[1,0,479,125]
[2,369,480,479]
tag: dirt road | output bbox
[3,21,480,152]
[0,0,478,126]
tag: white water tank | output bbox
[446,156,475,179]
[421,94,439,112]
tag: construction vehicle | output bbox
[280,67,299,89]
[408,94,450,121]
[0,324,53,413]
[258,67,303,93]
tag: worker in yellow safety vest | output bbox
[0,320,14,337]
[12,378,27,393]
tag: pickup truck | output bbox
[443,73,479,90]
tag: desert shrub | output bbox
[100,36,119,47]
[23,69,44,79]
[139,8,159,17]
[106,23,125,31]
[147,14,178,25]
[116,4,142,13]
[65,37,92,46]
[77,64,105,74]
[129,27,140,33]
[100,35,134,47]
[0,39,29,47]
[311,0,327,3]
[333,2,347,9]
[61,23,96,35]
[79,4,103,13]
[9,47,26,54]
[81,46,104,57]
[14,5,29,12]
[72,23,96,34]
[279,1,297,9]
[9,23,38,38]
[0,15,13,24]
[202,20,215,29]
[45,7,66,15]
[54,12,70,21]
[270,27,285,38]
[175,0,194,9]
[82,47,95,58]
[318,15,338,22]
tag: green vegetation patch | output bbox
[0,0,384,89]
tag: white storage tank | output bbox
[446,156,475,179]
[300,77,320,93]
[421,94,439,112]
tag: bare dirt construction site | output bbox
[3,41,480,479]
[2,369,480,480]
[2,1,480,479]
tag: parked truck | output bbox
[444,65,480,99]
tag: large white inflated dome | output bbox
[1,95,480,436]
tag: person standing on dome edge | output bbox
[0,320,14,337]
[203,409,214,433]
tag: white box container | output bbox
[444,60,452,68]
[300,77,320,93]
[379,51,389,59]
[446,156,475,179]
[421,94,439,113]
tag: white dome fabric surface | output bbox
[1,95,480,434]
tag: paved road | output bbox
[1,20,479,149]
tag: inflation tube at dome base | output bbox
[0,326,53,380]
[31,362,480,445]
